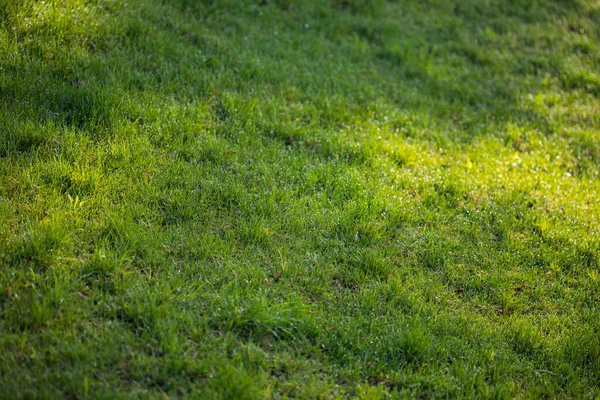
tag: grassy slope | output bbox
[0,0,599,398]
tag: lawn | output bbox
[0,0,599,398]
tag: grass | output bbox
[0,0,599,398]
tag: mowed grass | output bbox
[1,0,599,398]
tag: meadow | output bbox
[0,0,599,398]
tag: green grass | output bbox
[1,0,599,398]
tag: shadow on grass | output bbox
[1,0,598,150]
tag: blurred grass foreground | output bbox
[0,0,599,398]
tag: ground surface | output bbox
[1,0,599,398]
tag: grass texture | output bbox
[0,0,599,398]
